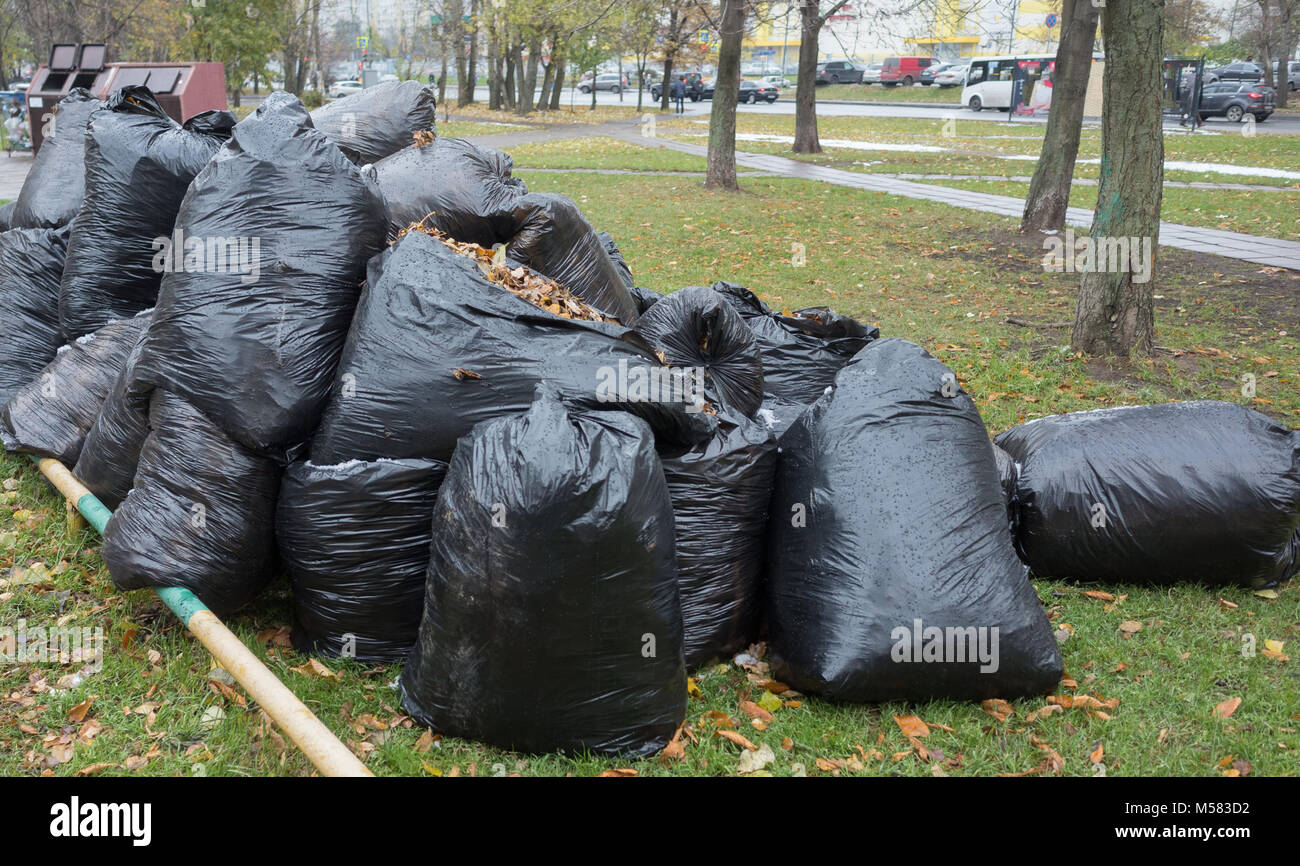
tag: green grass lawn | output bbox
[3,173,1298,778]
[437,119,533,137]
[508,136,709,172]
[914,178,1300,241]
[656,113,1300,176]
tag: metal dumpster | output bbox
[26,43,227,154]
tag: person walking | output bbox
[672,75,686,114]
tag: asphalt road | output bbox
[434,84,1300,135]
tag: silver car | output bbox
[934,64,968,88]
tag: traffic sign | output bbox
[356,35,369,49]
[1045,12,1057,27]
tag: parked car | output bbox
[739,80,780,103]
[649,73,704,102]
[1197,82,1274,122]
[861,62,883,84]
[815,60,866,85]
[920,61,958,86]
[933,63,968,88]
[327,79,363,98]
[760,75,788,90]
[1288,60,1300,92]
[1206,61,1264,84]
[580,73,629,94]
[880,56,939,87]
[698,79,779,103]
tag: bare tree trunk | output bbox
[661,53,675,111]
[539,55,555,112]
[487,27,502,110]
[518,38,540,114]
[1021,0,1100,232]
[438,51,449,105]
[504,40,517,110]
[705,0,745,191]
[1072,0,1164,358]
[461,0,480,106]
[550,52,566,110]
[792,0,829,154]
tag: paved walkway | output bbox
[0,152,34,201]
[874,173,1297,192]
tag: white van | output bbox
[961,55,1056,111]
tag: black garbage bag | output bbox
[0,226,70,406]
[633,285,765,419]
[10,89,102,229]
[400,386,686,756]
[661,414,777,667]
[372,136,526,243]
[629,285,662,315]
[1,311,151,465]
[766,338,1063,702]
[58,86,235,338]
[277,457,448,662]
[310,230,715,465]
[137,91,387,458]
[991,442,1020,532]
[502,193,640,324]
[102,390,280,615]
[752,395,810,440]
[995,401,1300,588]
[711,281,878,406]
[310,80,436,165]
[72,333,151,510]
[597,230,635,289]
[0,201,13,231]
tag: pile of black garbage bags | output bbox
[1,81,1297,759]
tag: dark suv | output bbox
[1198,82,1274,122]
[815,60,865,85]
[1206,62,1264,84]
[651,73,704,102]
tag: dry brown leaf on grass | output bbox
[715,729,758,751]
[894,714,930,738]
[413,729,437,754]
[1046,694,1120,711]
[1261,639,1289,662]
[599,768,637,777]
[290,658,339,681]
[982,698,1013,721]
[257,626,293,648]
[661,736,686,762]
[739,700,774,723]
[67,698,94,723]
[1213,697,1242,719]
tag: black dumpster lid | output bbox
[49,44,78,71]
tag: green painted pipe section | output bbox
[26,454,211,625]
[156,586,211,626]
[72,492,113,535]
